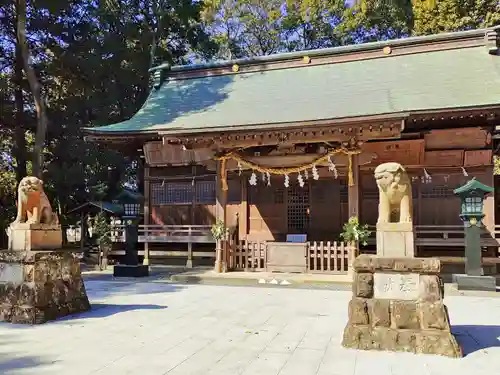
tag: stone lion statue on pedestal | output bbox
[12,176,59,226]
[374,162,413,224]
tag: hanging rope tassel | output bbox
[215,147,361,189]
[348,154,354,187]
[221,159,228,191]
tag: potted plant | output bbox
[93,211,112,270]
[340,216,371,256]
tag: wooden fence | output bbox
[229,240,353,274]
[229,241,267,271]
[308,241,354,273]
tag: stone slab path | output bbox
[1,279,500,375]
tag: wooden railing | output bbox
[137,225,213,243]
[366,225,499,248]
[308,241,354,273]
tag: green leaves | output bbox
[340,216,371,246]
[211,219,228,241]
[93,211,112,249]
[413,0,500,35]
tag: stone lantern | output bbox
[112,190,149,277]
[453,178,495,291]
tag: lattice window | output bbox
[195,180,215,204]
[422,185,455,199]
[287,186,309,233]
[151,183,166,205]
[151,182,193,204]
[287,185,309,204]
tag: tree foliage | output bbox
[0,0,498,248]
[413,0,500,35]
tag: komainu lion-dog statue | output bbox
[374,162,413,224]
[12,176,59,226]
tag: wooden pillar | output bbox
[215,160,228,273]
[348,154,360,219]
[239,177,248,240]
[143,166,151,266]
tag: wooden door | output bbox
[286,185,310,235]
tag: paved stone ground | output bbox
[1,279,500,375]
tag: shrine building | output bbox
[84,26,500,274]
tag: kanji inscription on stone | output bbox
[0,263,24,284]
[373,272,420,300]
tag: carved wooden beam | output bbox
[161,118,403,151]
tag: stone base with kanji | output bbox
[342,255,462,358]
[0,250,90,324]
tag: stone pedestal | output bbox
[8,224,63,251]
[452,274,497,292]
[376,222,415,258]
[342,255,462,358]
[0,250,90,324]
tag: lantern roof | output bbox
[453,178,494,196]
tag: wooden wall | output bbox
[245,178,347,241]
[360,167,494,229]
[144,126,495,241]
[145,166,494,241]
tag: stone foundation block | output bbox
[391,301,420,329]
[342,324,461,357]
[0,249,90,324]
[369,299,390,328]
[353,273,374,298]
[348,298,369,325]
[342,255,462,358]
[419,275,443,302]
[415,331,462,357]
[419,302,450,331]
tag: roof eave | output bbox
[157,112,409,136]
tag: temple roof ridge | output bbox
[150,27,498,76]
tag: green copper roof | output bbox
[454,178,494,195]
[87,36,500,135]
[67,201,125,215]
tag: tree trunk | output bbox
[15,0,49,178]
[14,33,27,182]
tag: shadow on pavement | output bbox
[452,324,500,356]
[57,303,167,321]
[83,277,185,299]
[0,334,53,374]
